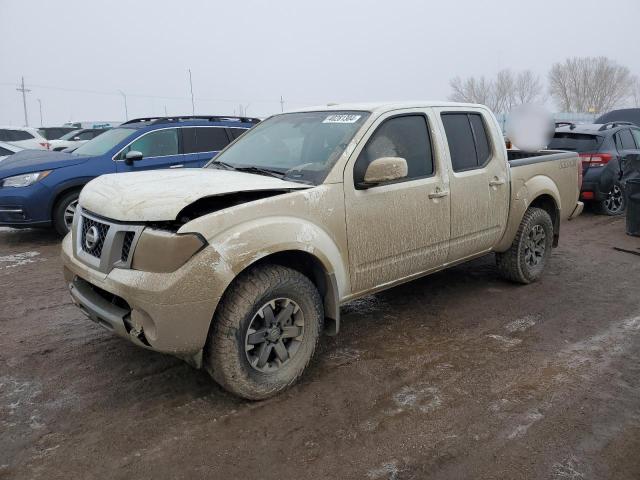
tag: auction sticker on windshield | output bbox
[323,114,362,124]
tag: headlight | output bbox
[1,170,52,188]
[131,229,207,273]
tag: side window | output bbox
[229,128,247,140]
[0,146,12,156]
[441,113,477,172]
[619,129,636,150]
[117,129,179,159]
[354,115,433,185]
[77,131,95,140]
[182,127,230,154]
[469,114,491,165]
[0,130,10,141]
[631,129,640,148]
[11,130,34,141]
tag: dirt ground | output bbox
[1,212,639,480]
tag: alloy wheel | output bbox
[245,298,305,373]
[604,185,625,214]
[524,224,546,267]
[63,199,78,231]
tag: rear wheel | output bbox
[496,207,554,284]
[204,264,323,400]
[596,183,625,216]
[52,190,79,236]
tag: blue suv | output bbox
[0,116,259,234]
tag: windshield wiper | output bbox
[208,160,237,171]
[234,166,286,180]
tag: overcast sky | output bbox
[1,0,639,126]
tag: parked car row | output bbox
[0,115,259,234]
[0,124,113,152]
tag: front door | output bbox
[344,110,451,294]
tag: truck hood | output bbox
[80,168,311,222]
[0,149,89,177]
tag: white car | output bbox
[49,128,109,152]
[0,126,49,150]
[0,141,23,161]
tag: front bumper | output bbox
[62,233,227,356]
[0,182,52,227]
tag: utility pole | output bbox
[280,96,285,112]
[16,76,31,126]
[164,105,168,117]
[188,69,195,116]
[37,99,43,126]
[118,90,128,120]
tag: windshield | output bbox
[59,129,83,141]
[207,111,370,185]
[72,127,134,156]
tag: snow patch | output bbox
[367,461,399,480]
[0,251,40,269]
[505,314,540,333]
[486,334,522,349]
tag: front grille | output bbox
[81,216,110,258]
[121,231,135,262]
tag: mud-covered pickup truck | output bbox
[62,102,583,399]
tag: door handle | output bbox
[169,164,184,169]
[489,178,506,186]
[428,188,450,199]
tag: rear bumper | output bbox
[569,201,584,220]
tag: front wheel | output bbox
[596,183,626,216]
[52,191,79,236]
[496,207,554,284]
[204,264,323,400]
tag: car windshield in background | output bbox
[208,111,370,185]
[548,132,602,152]
[72,128,134,156]
[59,129,83,141]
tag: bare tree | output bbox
[514,70,543,105]
[448,69,543,114]
[629,76,640,107]
[548,57,634,113]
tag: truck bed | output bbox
[507,149,576,166]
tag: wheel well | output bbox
[51,186,83,218]
[235,250,340,335]
[530,194,560,246]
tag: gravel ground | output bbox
[1,212,639,480]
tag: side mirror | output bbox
[72,136,81,141]
[124,150,144,165]
[359,157,408,188]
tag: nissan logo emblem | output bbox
[85,226,100,251]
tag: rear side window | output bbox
[354,114,433,185]
[441,113,487,172]
[0,146,12,156]
[182,127,230,154]
[229,128,247,140]
[0,130,10,141]
[10,130,34,141]
[618,129,636,150]
[548,132,602,153]
[631,129,640,148]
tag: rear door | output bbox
[114,128,182,172]
[181,126,235,167]
[437,109,509,261]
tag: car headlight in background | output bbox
[131,229,207,273]
[0,170,52,188]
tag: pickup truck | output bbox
[61,102,583,400]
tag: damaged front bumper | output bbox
[61,233,227,361]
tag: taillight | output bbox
[579,153,612,167]
[577,157,583,188]
[39,141,50,150]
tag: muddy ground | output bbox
[1,212,639,480]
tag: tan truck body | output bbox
[61,102,583,391]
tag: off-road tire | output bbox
[204,264,324,400]
[496,207,554,285]
[594,183,626,216]
[52,190,80,236]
